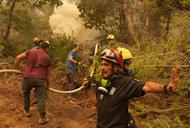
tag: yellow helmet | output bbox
[106,34,115,40]
[117,47,132,60]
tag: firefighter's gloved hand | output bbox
[82,77,96,89]
[76,61,81,65]
[82,77,90,88]
[89,77,96,87]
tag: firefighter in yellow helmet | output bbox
[106,34,115,40]
[117,47,134,77]
[106,34,116,46]
[116,47,136,127]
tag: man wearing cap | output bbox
[14,41,51,124]
[82,48,180,128]
[33,36,43,48]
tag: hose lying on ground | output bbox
[0,69,85,94]
[0,69,23,74]
[49,86,84,94]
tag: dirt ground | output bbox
[0,75,96,128]
[1,74,190,128]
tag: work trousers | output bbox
[22,78,46,118]
[65,67,78,90]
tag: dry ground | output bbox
[0,75,96,128]
[0,74,190,128]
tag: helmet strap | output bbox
[111,48,123,67]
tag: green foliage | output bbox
[134,101,145,114]
[33,0,63,8]
[77,0,129,42]
[0,0,62,56]
[140,115,185,128]
[88,56,98,77]
[131,11,190,82]
[49,35,76,66]
[77,0,116,29]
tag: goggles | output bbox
[100,48,123,67]
[101,49,115,59]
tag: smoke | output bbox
[49,1,99,43]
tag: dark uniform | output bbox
[121,69,135,78]
[96,75,145,128]
[121,69,136,128]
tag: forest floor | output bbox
[0,75,96,128]
[0,74,190,128]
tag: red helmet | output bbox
[33,37,43,45]
[100,48,123,67]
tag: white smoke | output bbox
[49,1,99,43]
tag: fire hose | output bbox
[0,69,85,94]
[0,43,99,94]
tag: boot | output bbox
[38,117,49,125]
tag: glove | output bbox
[82,77,90,88]
[167,65,180,92]
[82,77,96,89]
[77,61,81,65]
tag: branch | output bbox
[0,0,3,5]
[4,0,17,40]
[135,105,190,117]
[143,65,189,68]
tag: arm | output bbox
[82,77,97,106]
[46,67,51,90]
[143,65,180,93]
[13,52,27,69]
[143,82,165,93]
[86,88,97,106]
[68,55,77,64]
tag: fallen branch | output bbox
[143,65,189,68]
[135,105,190,117]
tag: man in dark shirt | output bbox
[83,48,180,128]
[117,47,134,77]
[14,41,51,125]
[116,47,136,127]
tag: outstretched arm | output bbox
[143,65,180,93]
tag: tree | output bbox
[77,0,134,43]
[0,0,62,56]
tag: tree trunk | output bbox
[121,1,137,44]
[0,0,3,5]
[166,13,171,35]
[3,0,17,40]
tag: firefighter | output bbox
[82,48,180,128]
